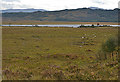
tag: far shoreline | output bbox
[2,20,118,25]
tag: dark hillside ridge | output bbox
[2,8,119,22]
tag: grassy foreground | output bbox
[2,27,118,80]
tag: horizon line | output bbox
[1,7,119,11]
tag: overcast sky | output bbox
[1,0,120,10]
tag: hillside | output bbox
[2,8,119,22]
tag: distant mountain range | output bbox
[2,7,104,13]
[88,7,104,10]
[2,9,47,13]
[2,8,119,22]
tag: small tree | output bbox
[98,36,117,61]
[91,24,95,28]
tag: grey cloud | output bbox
[2,0,20,2]
[119,1,120,8]
[18,4,31,8]
[2,3,31,9]
[93,0,105,4]
[2,3,14,9]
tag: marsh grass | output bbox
[2,27,118,80]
